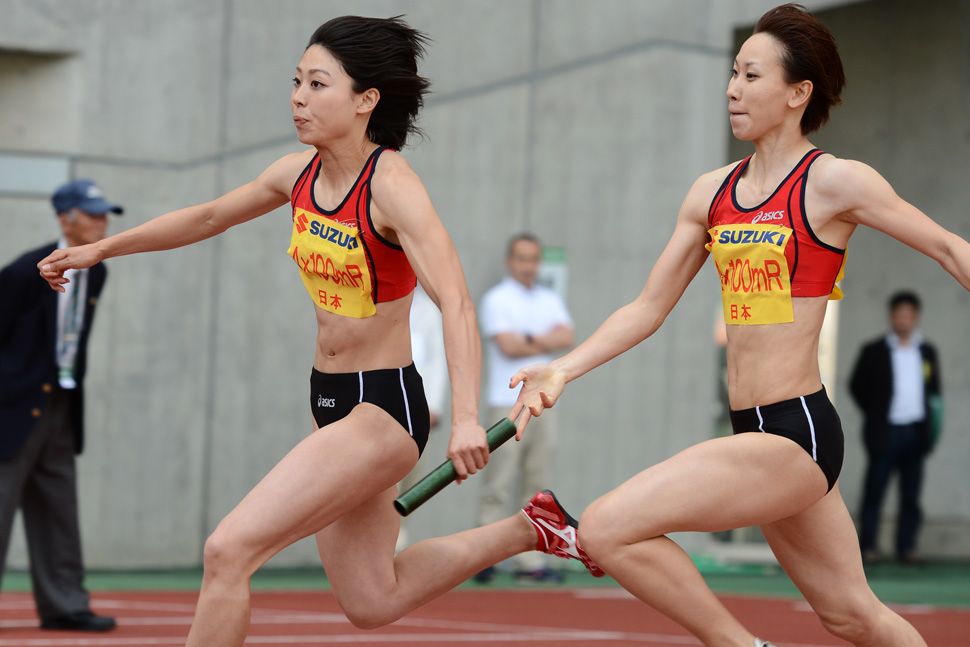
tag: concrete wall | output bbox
[0,0,965,570]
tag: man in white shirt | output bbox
[850,291,942,564]
[475,234,573,583]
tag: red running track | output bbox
[0,588,966,646]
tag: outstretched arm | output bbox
[38,151,310,291]
[509,176,713,434]
[370,152,486,482]
[829,159,970,290]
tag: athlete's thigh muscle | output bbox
[587,433,828,541]
[761,485,876,612]
[213,404,418,568]
[315,484,402,603]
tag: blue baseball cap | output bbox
[51,179,124,216]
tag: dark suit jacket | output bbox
[0,242,107,460]
[849,335,941,455]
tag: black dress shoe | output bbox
[41,610,117,632]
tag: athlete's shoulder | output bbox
[272,148,316,172]
[282,148,318,178]
[680,161,743,221]
[370,149,429,212]
[259,148,317,196]
[697,160,744,194]
[809,154,883,199]
[808,155,899,218]
[372,148,420,186]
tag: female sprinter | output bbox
[38,16,589,647]
[511,5,969,647]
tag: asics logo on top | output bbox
[752,210,785,224]
[317,395,336,408]
[532,517,582,560]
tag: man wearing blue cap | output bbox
[0,179,122,632]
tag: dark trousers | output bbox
[0,390,89,620]
[859,422,925,558]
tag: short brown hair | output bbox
[754,3,845,134]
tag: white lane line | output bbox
[0,613,351,629]
[85,599,683,638]
[572,589,636,599]
[0,600,37,610]
[86,600,198,613]
[250,613,349,624]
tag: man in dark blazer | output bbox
[0,179,122,631]
[850,291,942,564]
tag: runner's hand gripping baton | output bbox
[394,418,517,516]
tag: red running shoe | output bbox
[521,490,604,577]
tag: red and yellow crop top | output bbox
[706,149,847,325]
[287,147,416,318]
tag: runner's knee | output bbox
[580,493,670,563]
[816,595,882,643]
[579,499,623,560]
[202,526,256,580]
[341,600,398,630]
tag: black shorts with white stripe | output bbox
[729,387,844,491]
[310,364,430,456]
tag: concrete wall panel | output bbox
[536,0,719,68]
[78,0,224,162]
[225,0,532,151]
[71,162,219,567]
[408,85,531,300]
[0,197,59,265]
[0,53,82,153]
[0,0,89,53]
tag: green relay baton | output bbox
[394,418,517,517]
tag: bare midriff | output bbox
[724,296,828,410]
[311,292,414,373]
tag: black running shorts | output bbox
[729,387,844,491]
[310,364,430,455]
